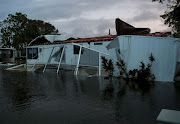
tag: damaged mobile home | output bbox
[107,35,180,82]
[25,34,116,75]
[6,18,180,82]
[106,18,180,82]
[0,43,16,64]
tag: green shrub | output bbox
[116,53,156,82]
[101,56,114,77]
[116,59,129,78]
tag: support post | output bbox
[43,47,54,73]
[26,46,28,65]
[57,46,65,73]
[99,53,101,76]
[6,64,25,70]
[74,46,82,75]
[31,59,38,71]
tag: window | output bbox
[27,48,38,59]
[39,48,42,53]
[28,48,32,59]
[33,48,38,59]
[73,45,83,54]
[10,50,13,58]
[94,42,103,45]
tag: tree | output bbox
[152,0,165,3]
[0,12,59,49]
[153,0,180,37]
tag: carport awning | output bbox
[51,46,65,62]
[106,38,119,50]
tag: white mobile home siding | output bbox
[27,41,111,66]
[108,35,180,82]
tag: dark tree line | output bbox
[0,12,59,49]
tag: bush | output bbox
[101,56,114,77]
[116,53,155,82]
[116,59,129,78]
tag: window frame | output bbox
[94,42,103,45]
[73,45,83,55]
[27,48,38,59]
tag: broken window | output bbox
[73,45,83,54]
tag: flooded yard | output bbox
[0,67,180,124]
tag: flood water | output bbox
[0,67,180,124]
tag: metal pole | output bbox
[99,53,101,76]
[31,59,37,71]
[43,47,54,73]
[74,46,82,75]
[57,46,65,73]
[6,64,25,70]
[26,46,28,65]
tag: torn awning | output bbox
[106,38,120,50]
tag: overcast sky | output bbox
[0,0,170,38]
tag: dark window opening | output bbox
[39,48,42,53]
[10,50,13,58]
[33,48,38,59]
[28,48,32,59]
[94,43,103,45]
[73,45,83,54]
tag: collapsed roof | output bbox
[28,35,68,46]
[29,19,172,46]
[29,35,117,46]
[115,18,151,35]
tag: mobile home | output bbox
[0,48,16,63]
[26,35,116,74]
[107,35,180,82]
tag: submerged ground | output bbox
[0,67,180,124]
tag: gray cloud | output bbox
[0,0,169,37]
[0,0,125,20]
[53,18,116,38]
[131,10,159,22]
[129,1,167,22]
[1,0,164,21]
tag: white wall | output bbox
[176,42,180,62]
[65,41,110,66]
[27,41,111,66]
[27,44,64,64]
[109,35,180,82]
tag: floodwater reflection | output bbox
[0,68,180,123]
[1,71,32,112]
